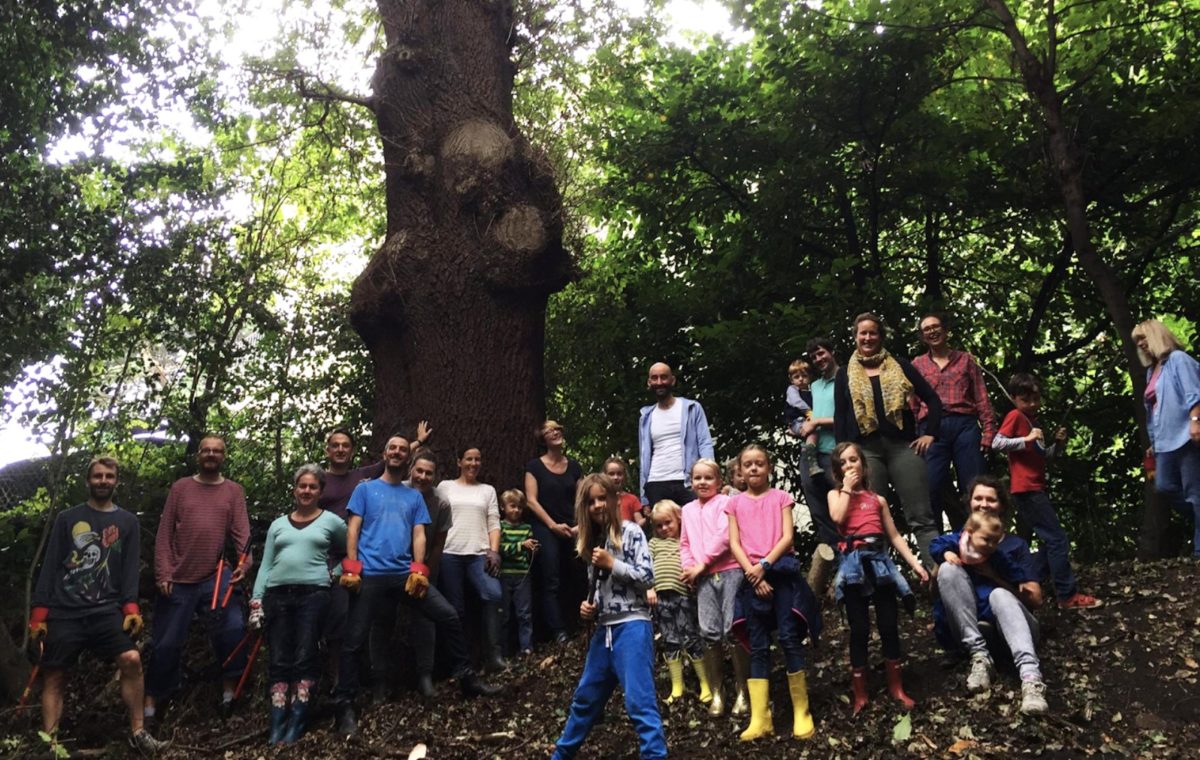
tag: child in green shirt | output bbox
[499,489,538,656]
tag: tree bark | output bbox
[983,0,1170,556]
[350,0,572,484]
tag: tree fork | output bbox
[350,0,572,483]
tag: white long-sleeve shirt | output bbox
[436,480,500,555]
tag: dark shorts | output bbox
[42,609,136,669]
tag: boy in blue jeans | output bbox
[992,373,1100,609]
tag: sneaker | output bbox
[966,653,993,692]
[129,729,170,757]
[1020,679,1049,715]
[1057,592,1101,609]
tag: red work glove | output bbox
[340,559,363,593]
[122,603,143,636]
[28,607,49,640]
[405,562,430,599]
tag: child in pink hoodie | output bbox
[679,458,747,718]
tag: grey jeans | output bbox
[860,433,938,566]
[696,569,741,643]
[937,562,1042,681]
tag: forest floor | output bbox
[2,558,1197,759]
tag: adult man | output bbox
[334,436,498,737]
[796,338,841,546]
[145,435,252,719]
[30,457,168,755]
[321,425,431,685]
[638,362,715,506]
[370,451,454,699]
[912,313,998,530]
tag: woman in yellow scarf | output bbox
[833,313,943,566]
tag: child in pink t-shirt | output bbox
[725,445,822,742]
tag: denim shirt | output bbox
[835,546,900,600]
[638,397,715,504]
[1146,350,1200,453]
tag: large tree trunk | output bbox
[984,0,1171,557]
[350,0,572,485]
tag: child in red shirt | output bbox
[992,373,1099,609]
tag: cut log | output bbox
[806,543,837,597]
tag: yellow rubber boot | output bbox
[665,658,685,704]
[692,655,713,704]
[787,670,815,738]
[703,646,726,716]
[738,678,774,741]
[730,646,750,716]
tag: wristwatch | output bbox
[759,558,772,571]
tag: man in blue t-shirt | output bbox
[333,436,499,737]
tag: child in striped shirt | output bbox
[499,489,538,656]
[648,500,708,705]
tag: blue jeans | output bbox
[145,567,246,699]
[438,554,502,620]
[553,620,666,759]
[335,574,470,703]
[264,585,330,684]
[1155,443,1200,556]
[501,574,533,653]
[798,452,838,546]
[923,414,985,530]
[738,575,807,679]
[1012,491,1077,599]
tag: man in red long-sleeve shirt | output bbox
[144,435,253,719]
[911,312,998,531]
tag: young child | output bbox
[931,511,1017,576]
[785,359,824,476]
[992,373,1099,609]
[552,474,664,760]
[647,500,709,705]
[679,459,744,718]
[721,456,745,496]
[605,456,646,528]
[499,489,537,657]
[828,442,929,716]
[726,445,822,741]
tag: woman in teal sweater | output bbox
[250,464,347,745]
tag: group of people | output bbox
[24,313,1198,757]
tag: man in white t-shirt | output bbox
[637,362,715,507]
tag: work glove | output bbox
[248,598,264,630]
[28,607,49,641]
[340,559,363,593]
[122,603,143,636]
[405,562,430,599]
[484,549,501,576]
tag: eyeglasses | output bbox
[920,325,943,334]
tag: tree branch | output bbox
[277,66,376,113]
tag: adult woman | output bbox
[932,475,1048,715]
[833,312,943,564]
[1134,319,1200,556]
[250,464,347,745]
[435,447,504,671]
[524,420,584,643]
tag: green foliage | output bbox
[544,0,1200,557]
